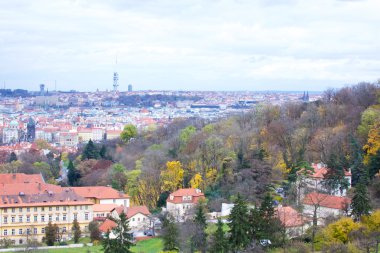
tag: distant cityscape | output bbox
[0,84,321,152]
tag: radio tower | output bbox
[113,56,119,92]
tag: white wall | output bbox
[100,199,129,207]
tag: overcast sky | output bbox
[0,0,379,91]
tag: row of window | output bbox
[2,205,89,213]
[3,227,67,236]
[1,213,89,223]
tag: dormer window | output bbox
[182,196,192,201]
[170,195,174,200]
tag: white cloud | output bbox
[0,0,379,91]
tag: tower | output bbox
[113,72,119,92]
[39,84,45,96]
[26,117,36,142]
[128,84,132,92]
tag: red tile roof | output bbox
[113,205,151,218]
[303,192,351,210]
[276,206,309,228]
[310,164,351,179]
[72,186,129,200]
[166,188,205,204]
[99,219,117,233]
[0,173,44,184]
[93,204,119,213]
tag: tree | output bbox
[102,212,134,253]
[210,218,228,253]
[160,161,184,192]
[89,221,101,242]
[192,201,208,253]
[351,182,371,221]
[9,152,17,163]
[162,214,179,251]
[109,163,128,191]
[67,160,81,186]
[99,145,107,159]
[82,139,99,160]
[72,219,81,243]
[120,124,138,143]
[45,222,57,246]
[228,194,251,252]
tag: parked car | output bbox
[143,229,154,236]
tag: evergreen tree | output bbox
[102,212,134,253]
[9,152,17,162]
[351,182,371,221]
[192,201,207,253]
[72,219,81,243]
[45,222,57,246]
[67,160,81,186]
[210,218,228,253]
[162,214,178,251]
[248,207,263,240]
[228,194,251,252]
[81,139,99,160]
[89,221,101,242]
[99,145,107,159]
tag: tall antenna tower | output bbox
[113,56,119,92]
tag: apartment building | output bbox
[0,187,93,245]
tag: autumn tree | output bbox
[120,124,138,143]
[89,221,101,242]
[109,163,127,191]
[161,161,184,192]
[45,222,57,246]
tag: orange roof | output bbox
[303,192,351,210]
[0,173,44,184]
[114,205,151,218]
[0,183,62,196]
[99,219,117,233]
[310,164,351,179]
[276,206,309,227]
[72,186,129,200]
[93,204,119,213]
[167,188,205,204]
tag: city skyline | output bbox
[0,0,379,91]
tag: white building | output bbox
[166,188,205,222]
[2,120,19,144]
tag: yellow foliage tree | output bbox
[161,161,184,192]
[362,210,380,232]
[320,217,361,245]
[189,173,203,189]
[363,123,380,164]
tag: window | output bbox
[19,208,22,212]
[63,206,66,211]
[19,216,22,223]
[85,205,88,210]
[3,229,7,236]
[19,229,22,235]
[56,206,59,211]
[80,206,83,210]
[34,215,37,222]
[11,229,15,235]
[74,206,77,210]
[26,207,30,212]
[26,216,30,223]
[34,207,37,212]
[138,218,140,221]
[113,199,116,203]
[56,215,59,221]
[41,207,44,211]
[19,239,23,245]
[85,213,89,220]
[12,208,15,213]
[62,227,66,232]
[49,215,52,222]
[26,228,30,235]
[132,218,135,221]
[49,207,52,211]
[41,228,45,234]
[74,213,78,220]
[4,217,7,223]
[11,216,15,223]
[41,215,45,222]
[143,217,145,221]
[63,214,67,221]
[33,228,37,234]
[4,208,7,213]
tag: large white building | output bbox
[2,120,19,144]
[166,188,205,222]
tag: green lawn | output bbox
[35,237,163,253]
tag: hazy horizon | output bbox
[1,0,379,91]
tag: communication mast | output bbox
[113,56,119,92]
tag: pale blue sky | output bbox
[0,0,379,91]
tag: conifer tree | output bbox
[45,222,57,246]
[193,201,207,253]
[102,212,134,253]
[72,219,81,243]
[351,182,371,221]
[162,214,179,251]
[99,145,107,159]
[67,160,81,186]
[9,152,17,163]
[81,139,99,160]
[228,194,250,252]
[210,218,228,253]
